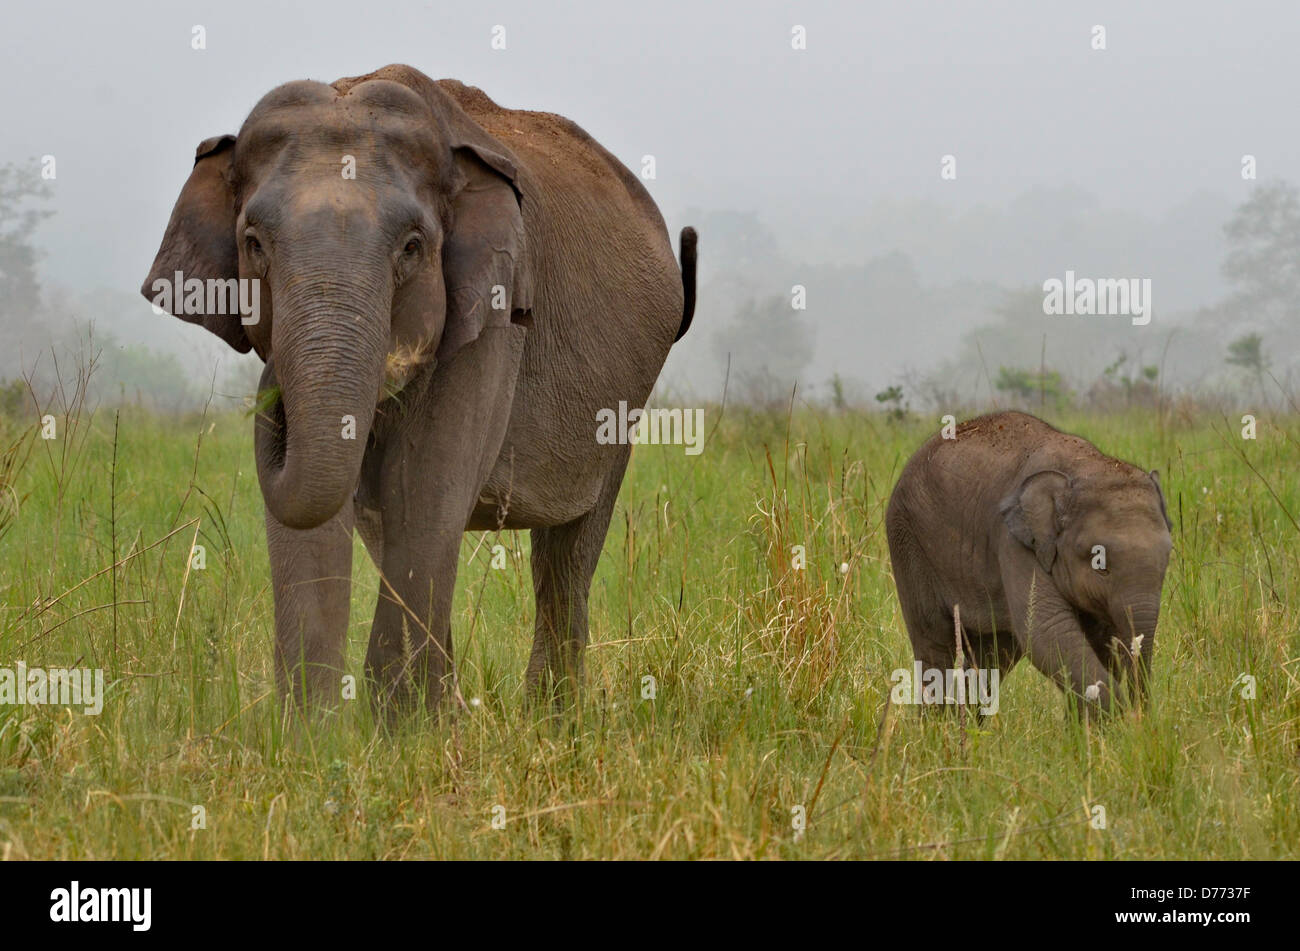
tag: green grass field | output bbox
[0,398,1296,859]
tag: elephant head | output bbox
[141,66,532,530]
[1001,466,1173,700]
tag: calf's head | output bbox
[1001,466,1173,693]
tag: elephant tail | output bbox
[674,226,698,341]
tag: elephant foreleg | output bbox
[265,499,354,712]
[366,529,461,718]
[1001,555,1120,717]
[364,323,526,721]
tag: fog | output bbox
[3,0,1298,408]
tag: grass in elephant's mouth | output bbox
[0,403,1294,859]
[249,384,281,417]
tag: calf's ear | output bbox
[1000,469,1071,574]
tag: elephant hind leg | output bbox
[899,595,964,717]
[526,448,630,708]
[887,519,956,672]
[963,630,1022,721]
[354,503,383,568]
[967,629,1023,680]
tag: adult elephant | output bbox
[141,65,697,716]
[886,412,1172,717]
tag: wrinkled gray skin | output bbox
[885,412,1173,717]
[141,65,697,717]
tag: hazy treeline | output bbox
[663,180,1300,413]
[2,161,1297,417]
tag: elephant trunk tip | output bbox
[254,381,364,531]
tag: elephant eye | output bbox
[403,236,422,257]
[244,229,264,255]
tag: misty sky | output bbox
[2,0,1297,394]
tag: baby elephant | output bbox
[886,411,1173,717]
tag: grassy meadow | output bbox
[0,392,1296,860]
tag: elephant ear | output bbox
[1148,470,1173,531]
[1000,469,1071,573]
[436,141,532,363]
[139,135,251,353]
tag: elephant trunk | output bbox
[255,274,388,530]
[1112,591,1161,705]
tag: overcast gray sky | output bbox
[3,0,1297,395]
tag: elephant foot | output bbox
[366,648,459,728]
